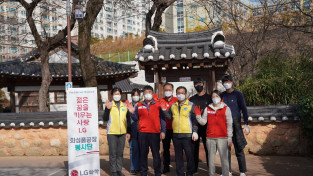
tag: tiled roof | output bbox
[113,78,146,93]
[0,43,137,78]
[0,105,299,129]
[135,26,235,63]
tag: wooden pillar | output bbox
[9,90,16,113]
[154,66,163,98]
[107,79,113,101]
[212,68,217,90]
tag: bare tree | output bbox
[145,0,177,34]
[13,0,78,112]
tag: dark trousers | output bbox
[107,134,126,173]
[228,144,247,173]
[173,136,195,176]
[130,138,140,170]
[193,127,208,172]
[138,132,161,176]
[162,129,173,168]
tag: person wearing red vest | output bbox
[195,90,233,176]
[128,85,166,176]
[160,83,178,174]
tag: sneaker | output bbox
[240,173,246,176]
[162,167,170,174]
[130,170,137,175]
[221,172,232,176]
[117,171,125,176]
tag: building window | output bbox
[176,0,184,33]
[9,47,19,54]
[0,46,5,53]
[55,92,66,103]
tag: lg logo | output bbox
[70,170,79,176]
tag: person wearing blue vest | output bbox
[129,88,141,175]
[221,75,250,176]
[103,87,131,176]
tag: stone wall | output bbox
[243,122,307,155]
[0,123,307,157]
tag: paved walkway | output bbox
[0,154,312,176]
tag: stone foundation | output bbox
[0,123,307,157]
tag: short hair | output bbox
[163,82,174,89]
[111,87,122,95]
[131,88,140,96]
[143,85,153,92]
[193,77,204,85]
[176,86,187,94]
[211,90,223,99]
[222,75,233,83]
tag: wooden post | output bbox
[107,80,113,101]
[10,91,16,113]
[212,68,217,90]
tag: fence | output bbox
[97,50,138,62]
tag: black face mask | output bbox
[195,85,204,92]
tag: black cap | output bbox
[193,77,204,85]
[222,75,233,83]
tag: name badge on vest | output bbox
[138,106,147,109]
[208,111,216,114]
[184,107,188,111]
[121,108,125,111]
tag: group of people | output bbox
[103,75,250,176]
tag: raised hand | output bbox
[127,103,135,114]
[194,106,203,116]
[153,94,159,102]
[125,100,130,106]
[160,100,167,110]
[105,100,112,110]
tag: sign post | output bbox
[67,87,100,176]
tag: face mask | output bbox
[132,96,139,102]
[113,95,121,102]
[212,97,221,104]
[144,93,153,101]
[177,94,186,101]
[164,91,173,97]
[195,85,204,92]
[223,83,232,90]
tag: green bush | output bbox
[238,51,313,106]
[297,93,313,154]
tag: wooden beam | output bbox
[188,63,193,69]
[200,63,204,68]
[164,64,169,69]
[153,65,158,69]
[224,60,228,66]
[140,65,145,70]
[176,63,181,68]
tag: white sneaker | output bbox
[240,173,246,176]
[221,172,232,176]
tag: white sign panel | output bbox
[179,77,191,82]
[67,87,100,176]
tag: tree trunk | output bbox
[78,20,103,110]
[38,48,52,112]
[151,6,167,31]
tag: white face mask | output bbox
[132,96,139,102]
[177,94,186,101]
[212,97,221,104]
[144,93,153,101]
[223,83,232,90]
[164,91,173,97]
[113,95,121,102]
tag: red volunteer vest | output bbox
[206,105,228,138]
[137,101,161,133]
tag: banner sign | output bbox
[67,88,100,176]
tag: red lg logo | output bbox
[70,170,79,176]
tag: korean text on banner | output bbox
[67,87,100,176]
